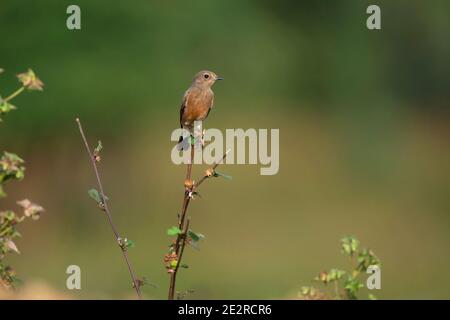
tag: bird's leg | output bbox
[192,121,205,150]
[200,129,206,149]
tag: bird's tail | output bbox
[177,135,190,151]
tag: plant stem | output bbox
[334,281,340,299]
[186,142,194,181]
[175,218,190,275]
[3,87,25,103]
[168,146,229,300]
[178,144,195,230]
[168,218,190,300]
[75,118,142,300]
[169,143,195,300]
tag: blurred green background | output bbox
[1,0,450,299]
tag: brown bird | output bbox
[178,70,223,144]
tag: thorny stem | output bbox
[168,144,229,300]
[75,118,142,300]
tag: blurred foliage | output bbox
[0,69,44,288]
[1,0,449,140]
[299,236,380,300]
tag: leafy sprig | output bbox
[0,68,44,288]
[300,236,381,300]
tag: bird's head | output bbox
[192,70,223,87]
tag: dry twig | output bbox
[76,118,142,299]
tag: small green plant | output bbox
[0,68,44,289]
[299,236,380,300]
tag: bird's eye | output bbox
[204,74,209,79]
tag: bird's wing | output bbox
[179,89,191,128]
[204,93,214,119]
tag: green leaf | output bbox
[9,276,23,287]
[180,264,189,269]
[300,286,312,295]
[88,188,102,204]
[0,152,25,183]
[188,230,205,242]
[357,248,380,271]
[2,152,23,163]
[341,236,359,256]
[191,191,201,199]
[328,269,346,281]
[213,171,232,180]
[125,239,135,248]
[0,101,16,114]
[167,226,182,236]
[188,232,205,250]
[344,277,364,299]
[94,140,103,154]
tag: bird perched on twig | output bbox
[178,70,223,149]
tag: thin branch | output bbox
[186,143,194,180]
[195,149,231,189]
[168,218,190,300]
[168,146,230,300]
[75,117,142,300]
[169,143,195,300]
[175,218,190,275]
[178,144,195,230]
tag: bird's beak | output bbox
[216,76,224,80]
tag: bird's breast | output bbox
[184,89,214,124]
